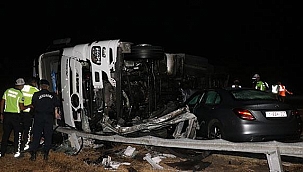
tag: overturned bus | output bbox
[33,39,219,139]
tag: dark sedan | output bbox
[185,87,302,142]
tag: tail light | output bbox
[291,109,302,119]
[233,108,256,121]
[291,110,299,116]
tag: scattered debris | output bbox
[143,153,164,170]
[101,156,131,170]
[142,151,177,169]
[123,145,136,157]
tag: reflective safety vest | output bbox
[22,85,39,112]
[279,85,286,97]
[232,85,241,88]
[2,88,24,113]
[255,81,267,91]
[271,85,279,94]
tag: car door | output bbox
[193,90,221,137]
[186,91,204,112]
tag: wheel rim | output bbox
[210,125,222,139]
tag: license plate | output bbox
[265,111,287,117]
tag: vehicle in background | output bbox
[33,39,227,139]
[184,87,303,142]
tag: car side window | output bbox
[214,94,221,104]
[188,93,202,105]
[204,91,220,105]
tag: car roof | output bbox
[184,87,277,103]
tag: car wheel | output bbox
[207,120,224,139]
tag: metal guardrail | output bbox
[56,127,303,172]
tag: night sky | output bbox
[1,1,302,94]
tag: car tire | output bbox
[207,119,224,139]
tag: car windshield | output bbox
[230,89,276,100]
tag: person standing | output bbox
[231,79,241,88]
[278,81,293,102]
[0,78,27,158]
[21,77,39,151]
[29,79,60,161]
[271,82,279,100]
[252,74,268,91]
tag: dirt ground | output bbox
[0,124,302,172]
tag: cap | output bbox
[15,78,25,85]
[40,79,50,86]
[252,74,260,79]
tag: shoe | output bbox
[30,152,36,161]
[43,151,49,160]
[14,152,21,158]
[0,152,5,157]
[24,144,30,151]
[43,154,48,160]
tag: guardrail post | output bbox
[266,147,283,172]
[69,132,81,152]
